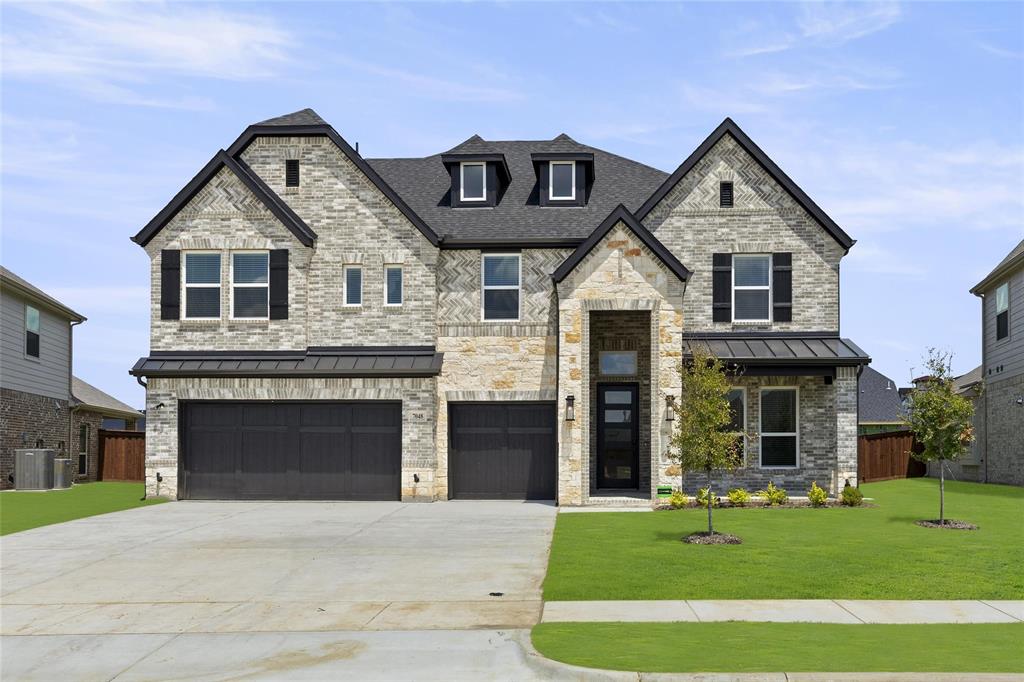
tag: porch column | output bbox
[835,366,859,490]
[557,299,586,505]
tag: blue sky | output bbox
[2,1,1022,408]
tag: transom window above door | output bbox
[460,162,486,201]
[733,254,771,322]
[599,351,637,376]
[482,253,520,321]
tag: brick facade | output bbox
[70,409,104,482]
[0,388,70,489]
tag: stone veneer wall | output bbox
[556,222,685,506]
[0,388,70,489]
[71,409,103,482]
[643,134,844,333]
[589,311,652,493]
[144,376,436,500]
[674,368,857,495]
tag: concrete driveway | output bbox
[1,500,578,681]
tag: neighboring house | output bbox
[129,109,870,504]
[0,266,86,489]
[858,366,907,435]
[965,240,1024,486]
[71,376,143,481]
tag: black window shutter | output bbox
[720,181,734,208]
[269,249,289,320]
[772,253,792,322]
[285,160,300,187]
[712,253,732,322]
[160,250,180,320]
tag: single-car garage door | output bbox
[448,402,556,500]
[181,401,401,500]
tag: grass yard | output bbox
[531,622,1024,673]
[0,482,165,535]
[543,478,1024,600]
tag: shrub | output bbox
[668,490,689,509]
[696,487,720,508]
[727,488,752,507]
[757,482,789,506]
[841,484,864,507]
[808,481,828,507]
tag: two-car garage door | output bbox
[181,402,401,500]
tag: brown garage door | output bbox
[181,401,401,500]
[448,402,556,500]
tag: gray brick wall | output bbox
[644,134,844,333]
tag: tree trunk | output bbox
[706,469,713,535]
[939,459,945,525]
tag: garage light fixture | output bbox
[665,395,676,421]
[565,395,575,422]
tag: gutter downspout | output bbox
[68,319,84,462]
[553,274,560,507]
[978,292,988,483]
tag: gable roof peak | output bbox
[553,133,576,142]
[255,108,327,127]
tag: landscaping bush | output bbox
[669,490,689,509]
[841,484,864,507]
[696,487,719,508]
[758,482,789,506]
[727,488,752,507]
[808,482,829,507]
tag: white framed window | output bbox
[25,304,40,358]
[733,254,771,323]
[481,253,520,321]
[460,162,486,201]
[385,265,403,306]
[995,282,1009,341]
[182,251,221,319]
[344,265,363,306]
[599,351,637,376]
[78,422,89,475]
[759,387,798,468]
[549,161,576,200]
[230,251,269,320]
[727,387,746,458]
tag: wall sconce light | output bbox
[565,395,576,422]
[155,402,166,410]
[665,395,676,421]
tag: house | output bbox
[857,366,907,435]
[0,266,86,488]
[964,240,1024,486]
[129,109,870,504]
[71,376,143,481]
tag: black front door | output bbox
[597,384,639,489]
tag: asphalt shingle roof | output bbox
[0,266,85,321]
[858,366,907,424]
[256,108,328,127]
[367,136,668,242]
[972,238,1024,294]
[72,376,140,417]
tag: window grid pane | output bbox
[25,306,39,333]
[551,162,574,199]
[462,163,485,199]
[727,389,745,432]
[483,290,518,320]
[185,254,221,284]
[735,290,770,320]
[345,267,362,305]
[483,256,519,286]
[386,266,403,305]
[996,284,1008,313]
[233,288,268,318]
[761,389,796,433]
[186,288,220,318]
[761,436,797,467]
[233,253,268,284]
[734,255,770,287]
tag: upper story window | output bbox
[460,162,486,202]
[344,265,363,306]
[285,159,300,187]
[482,253,520,321]
[549,161,576,200]
[733,254,771,322]
[995,282,1009,340]
[720,181,734,208]
[25,305,40,358]
[385,265,403,306]
[183,252,221,319]
[760,387,798,468]
[231,252,269,320]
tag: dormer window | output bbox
[460,162,486,202]
[550,161,576,201]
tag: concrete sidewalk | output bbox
[542,599,1024,624]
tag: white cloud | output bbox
[977,42,1023,60]
[333,56,524,104]
[2,2,293,108]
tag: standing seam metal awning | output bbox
[130,347,444,378]
[682,335,870,369]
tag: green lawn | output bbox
[0,482,165,535]
[532,622,1024,673]
[544,479,1024,600]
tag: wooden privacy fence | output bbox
[98,429,145,482]
[857,430,926,483]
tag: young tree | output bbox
[905,349,975,525]
[667,347,744,535]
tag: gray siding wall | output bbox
[0,289,71,400]
[981,263,1024,382]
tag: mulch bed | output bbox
[683,531,742,545]
[915,519,979,530]
[657,500,874,510]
